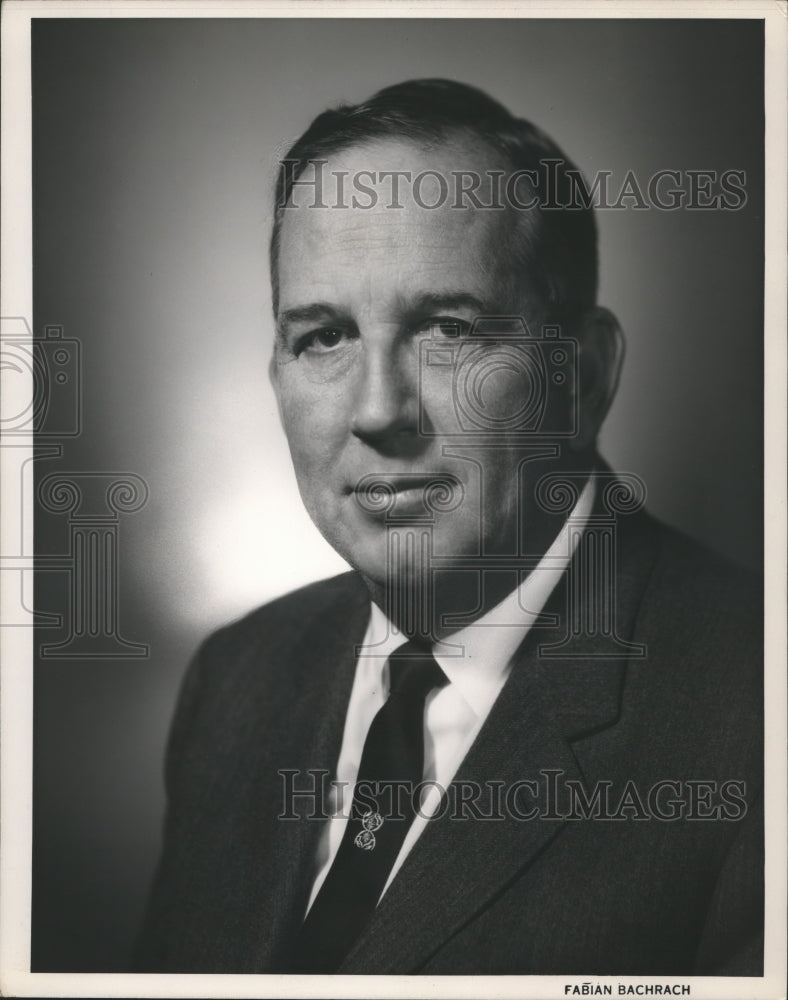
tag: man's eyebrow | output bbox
[405,292,489,316]
[276,293,494,335]
[276,303,346,332]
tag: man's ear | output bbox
[569,306,624,452]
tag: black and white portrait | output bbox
[1,5,783,997]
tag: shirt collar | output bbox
[363,474,596,719]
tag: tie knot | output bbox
[387,640,448,701]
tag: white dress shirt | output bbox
[305,476,595,913]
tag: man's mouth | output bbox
[350,473,465,517]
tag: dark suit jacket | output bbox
[134,509,763,975]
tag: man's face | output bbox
[271,137,566,595]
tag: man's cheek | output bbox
[421,352,532,436]
[418,365,458,435]
[291,444,328,485]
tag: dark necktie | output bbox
[288,640,448,973]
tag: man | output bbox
[135,79,762,975]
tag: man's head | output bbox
[269,79,623,624]
[270,78,598,331]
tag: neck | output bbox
[361,450,599,641]
[364,567,526,642]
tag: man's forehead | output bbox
[288,133,512,213]
[276,135,528,312]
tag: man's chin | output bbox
[335,536,433,596]
[329,515,482,575]
[319,520,388,580]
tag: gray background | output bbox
[31,17,763,970]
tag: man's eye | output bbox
[302,328,347,353]
[425,318,471,338]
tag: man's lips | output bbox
[349,473,465,516]
[351,475,439,492]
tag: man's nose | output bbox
[350,345,419,448]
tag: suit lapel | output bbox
[339,509,660,973]
[245,576,371,969]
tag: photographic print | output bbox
[1,3,785,998]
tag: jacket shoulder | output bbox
[630,517,763,773]
[164,571,368,785]
[646,519,761,624]
[201,569,367,662]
